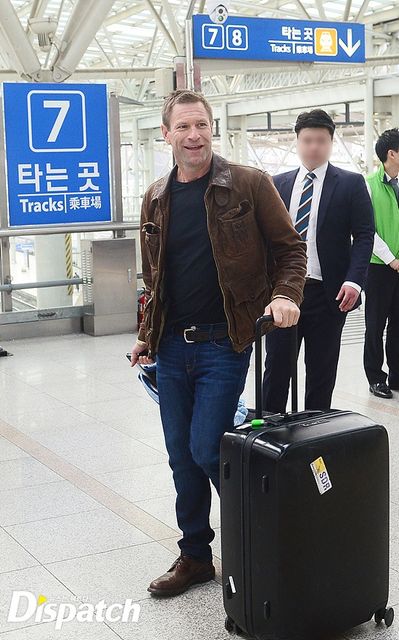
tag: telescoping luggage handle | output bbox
[254,315,298,423]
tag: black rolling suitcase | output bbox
[220,315,394,640]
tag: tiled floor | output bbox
[0,330,397,639]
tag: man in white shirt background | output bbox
[263,109,375,412]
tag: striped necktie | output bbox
[295,172,316,240]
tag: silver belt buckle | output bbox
[183,325,197,343]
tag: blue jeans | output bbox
[156,326,252,563]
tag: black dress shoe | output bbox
[369,383,393,399]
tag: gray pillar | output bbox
[220,102,228,160]
[364,74,375,174]
[132,118,141,221]
[392,96,399,128]
[0,98,11,312]
[232,132,240,163]
[241,115,248,165]
[143,137,154,188]
[35,235,70,308]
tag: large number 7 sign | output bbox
[43,100,70,143]
[27,90,87,153]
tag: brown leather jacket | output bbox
[138,153,307,356]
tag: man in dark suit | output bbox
[263,109,375,412]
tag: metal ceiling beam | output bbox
[137,6,163,101]
[160,0,183,55]
[104,4,146,26]
[355,0,371,23]
[343,0,352,22]
[222,84,366,117]
[0,59,396,84]
[142,0,179,54]
[198,52,399,77]
[363,7,399,24]
[186,0,198,20]
[94,27,136,98]
[56,0,97,52]
[25,0,50,33]
[293,0,312,20]
[374,76,399,97]
[314,0,326,21]
[0,66,161,80]
[45,0,96,72]
[0,0,41,80]
[1,0,397,87]
[52,0,115,81]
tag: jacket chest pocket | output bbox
[219,201,257,257]
[143,222,161,268]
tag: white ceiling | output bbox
[0,0,399,115]
[1,0,398,99]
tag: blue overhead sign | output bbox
[193,15,365,64]
[2,83,111,227]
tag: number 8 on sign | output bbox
[226,25,248,50]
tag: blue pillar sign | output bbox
[2,83,112,227]
[193,15,365,64]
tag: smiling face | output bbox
[161,102,213,181]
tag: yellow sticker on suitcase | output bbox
[310,456,333,495]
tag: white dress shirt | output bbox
[365,173,397,265]
[289,162,361,293]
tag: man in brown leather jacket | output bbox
[130,89,306,598]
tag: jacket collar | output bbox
[277,162,338,231]
[379,162,399,184]
[277,169,299,209]
[149,152,232,202]
[378,162,386,182]
[209,153,233,188]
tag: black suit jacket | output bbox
[273,163,375,313]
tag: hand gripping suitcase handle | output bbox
[254,315,298,420]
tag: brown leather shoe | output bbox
[148,554,215,597]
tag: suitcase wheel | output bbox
[374,606,394,627]
[224,616,244,635]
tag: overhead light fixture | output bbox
[206,0,231,24]
[28,16,58,52]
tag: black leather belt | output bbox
[174,324,229,343]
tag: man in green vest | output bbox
[365,128,399,398]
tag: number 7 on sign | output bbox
[27,89,86,152]
[43,100,70,143]
[208,27,219,46]
[202,24,224,49]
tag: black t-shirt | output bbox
[164,169,227,328]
